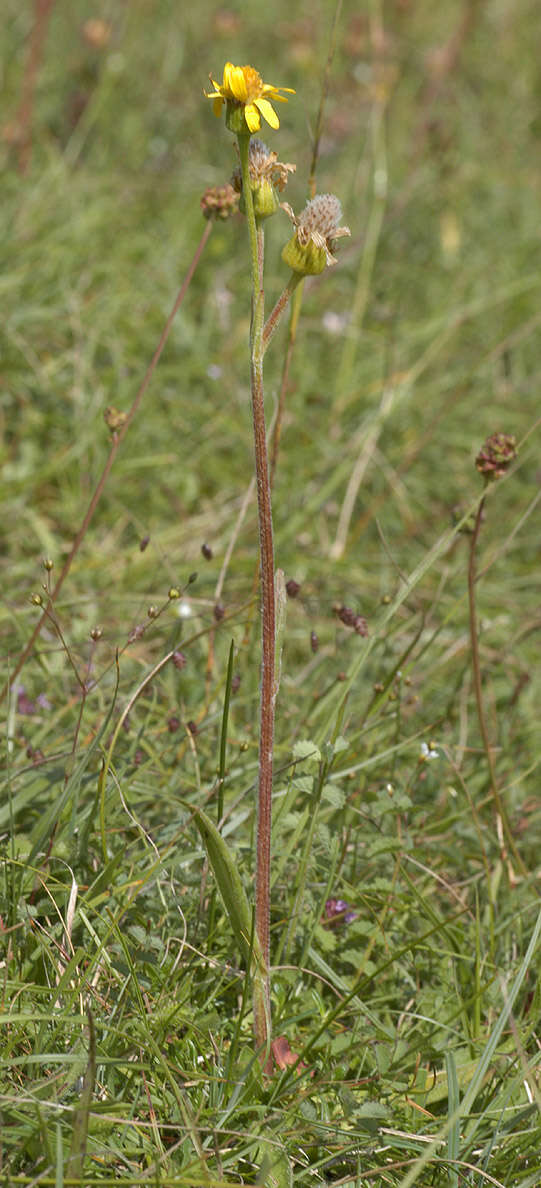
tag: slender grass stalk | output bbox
[217,639,235,825]
[308,1,343,196]
[206,638,235,945]
[280,758,329,964]
[333,9,388,419]
[467,494,527,881]
[268,0,341,486]
[237,131,275,1069]
[13,0,55,175]
[328,3,390,562]
[269,282,303,486]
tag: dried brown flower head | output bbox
[333,603,368,636]
[200,183,239,221]
[232,138,295,219]
[232,138,295,194]
[475,433,517,482]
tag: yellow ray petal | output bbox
[255,97,280,129]
[262,84,296,97]
[225,63,248,101]
[244,103,262,133]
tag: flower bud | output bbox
[104,406,128,432]
[285,578,301,598]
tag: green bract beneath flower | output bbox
[205,62,295,134]
[232,138,295,219]
[281,194,350,276]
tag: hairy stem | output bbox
[262,273,302,355]
[237,133,275,1070]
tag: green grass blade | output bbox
[67,1008,96,1181]
[445,1050,460,1188]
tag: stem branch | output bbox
[262,273,302,355]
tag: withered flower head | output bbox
[475,433,517,482]
[232,138,295,193]
[281,193,350,275]
[232,138,295,219]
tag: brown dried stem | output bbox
[467,494,527,882]
[15,0,56,175]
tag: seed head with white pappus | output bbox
[281,194,350,276]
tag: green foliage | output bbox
[1,0,541,1184]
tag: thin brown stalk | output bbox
[2,220,212,705]
[269,283,303,486]
[15,0,56,175]
[205,476,256,693]
[268,0,342,483]
[308,0,343,198]
[467,495,527,882]
[390,0,483,221]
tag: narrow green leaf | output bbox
[55,1121,63,1188]
[274,568,287,705]
[67,1008,96,1180]
[217,638,235,822]
[445,1050,460,1188]
[189,803,263,972]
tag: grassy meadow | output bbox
[2,1,541,1184]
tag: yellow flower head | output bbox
[205,62,295,134]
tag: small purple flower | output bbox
[324,898,357,926]
[16,686,51,715]
[17,687,36,715]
